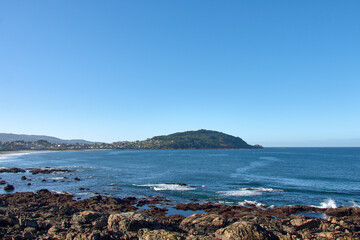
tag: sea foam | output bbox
[317,199,337,208]
[134,183,196,191]
[218,187,282,197]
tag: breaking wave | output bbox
[317,199,337,208]
[218,187,282,197]
[134,183,196,191]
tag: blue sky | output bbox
[1,1,359,146]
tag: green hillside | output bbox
[149,129,262,149]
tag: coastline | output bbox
[1,150,359,239]
[0,189,359,239]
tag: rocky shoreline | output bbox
[0,189,359,239]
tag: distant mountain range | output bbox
[0,133,97,144]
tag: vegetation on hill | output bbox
[149,129,262,149]
[0,130,263,151]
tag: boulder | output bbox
[215,221,274,240]
[4,184,14,191]
[108,212,158,233]
[71,211,108,230]
[179,213,229,235]
[290,218,319,230]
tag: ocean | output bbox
[0,148,359,208]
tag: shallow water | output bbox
[0,148,359,207]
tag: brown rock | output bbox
[108,212,158,233]
[180,213,229,235]
[71,211,108,230]
[0,168,26,173]
[138,229,184,240]
[215,221,274,240]
[290,218,319,230]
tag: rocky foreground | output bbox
[0,190,360,239]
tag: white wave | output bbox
[218,187,282,197]
[258,156,280,161]
[317,199,337,208]
[218,190,263,197]
[238,200,267,208]
[50,177,65,180]
[350,200,359,207]
[134,183,196,191]
[0,152,32,161]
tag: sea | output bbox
[0,148,359,209]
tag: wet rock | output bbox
[180,213,229,235]
[215,221,274,240]
[108,212,158,232]
[21,176,27,180]
[0,180,6,185]
[325,206,360,217]
[3,184,14,191]
[0,168,26,173]
[28,167,75,174]
[74,177,80,181]
[27,183,31,186]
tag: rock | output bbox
[27,183,31,186]
[66,231,102,240]
[138,229,184,240]
[0,168,26,173]
[317,232,334,239]
[74,177,80,181]
[22,227,36,239]
[215,221,274,240]
[108,212,158,233]
[21,176,27,180]
[180,213,229,235]
[3,184,14,191]
[0,215,15,226]
[29,167,75,174]
[42,179,47,182]
[19,218,38,229]
[290,218,319,230]
[71,211,108,230]
[0,199,9,207]
[0,180,6,185]
[325,206,360,217]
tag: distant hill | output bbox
[150,129,262,149]
[0,133,97,144]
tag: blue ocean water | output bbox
[0,148,359,208]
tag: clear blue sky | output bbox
[1,1,359,146]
